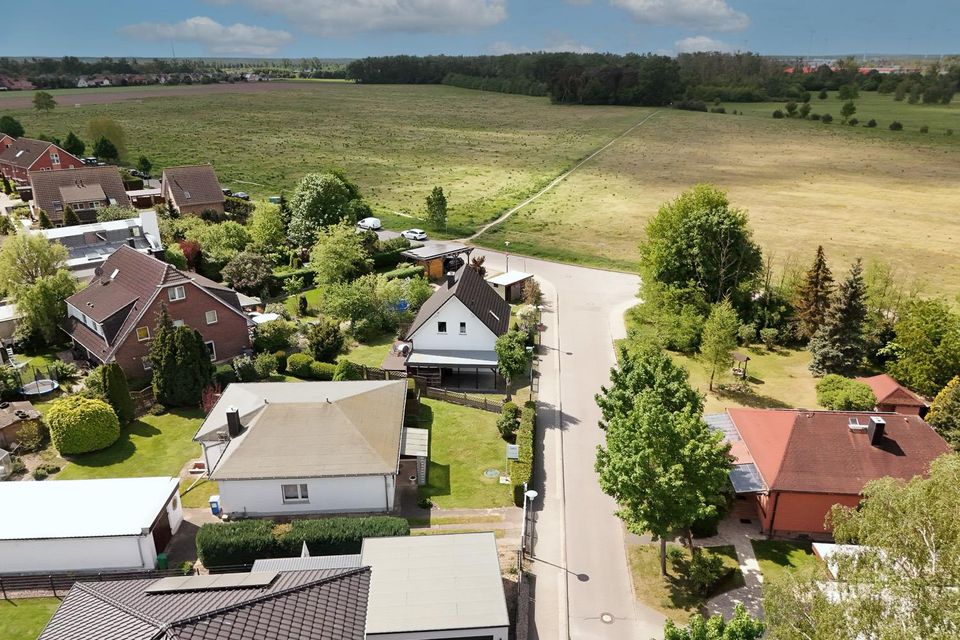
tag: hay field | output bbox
[476,105,960,292]
[4,83,641,234]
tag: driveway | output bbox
[469,247,664,639]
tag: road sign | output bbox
[506,444,520,460]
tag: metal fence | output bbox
[423,387,504,413]
[0,567,191,599]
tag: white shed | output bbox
[0,477,182,574]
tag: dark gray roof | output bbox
[405,266,510,339]
[162,165,225,208]
[39,568,370,640]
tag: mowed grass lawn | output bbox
[7,83,641,235]
[0,598,61,640]
[56,409,204,480]
[751,540,820,584]
[477,94,960,294]
[416,398,513,509]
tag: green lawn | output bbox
[751,540,819,584]
[627,543,744,625]
[56,409,204,480]
[339,332,396,368]
[179,477,219,509]
[283,286,324,317]
[0,598,61,640]
[416,398,513,509]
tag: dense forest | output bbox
[347,52,960,107]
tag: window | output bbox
[52,200,62,212]
[168,286,186,302]
[205,310,218,325]
[142,357,152,371]
[172,320,185,327]
[205,340,216,361]
[136,326,150,341]
[459,322,467,335]
[437,321,447,334]
[50,152,60,165]
[282,484,309,503]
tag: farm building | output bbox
[707,409,951,539]
[195,380,408,517]
[0,477,182,574]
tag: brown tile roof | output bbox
[405,266,510,339]
[162,164,225,208]
[0,400,40,430]
[728,408,951,495]
[39,568,370,640]
[856,374,927,408]
[29,166,131,224]
[0,137,52,169]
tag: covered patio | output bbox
[405,349,504,391]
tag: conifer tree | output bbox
[809,259,868,376]
[63,205,80,226]
[149,305,214,406]
[38,210,53,229]
[89,362,135,425]
[795,245,834,341]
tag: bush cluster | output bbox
[47,395,120,455]
[196,516,410,568]
[511,401,536,506]
[382,265,425,280]
[31,462,61,481]
[286,353,337,380]
[816,374,877,411]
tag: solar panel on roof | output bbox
[704,413,740,442]
[729,463,765,494]
[145,571,278,594]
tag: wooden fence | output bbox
[0,567,191,599]
[130,385,156,413]
[423,387,504,413]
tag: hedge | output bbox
[196,516,410,568]
[286,353,337,380]
[383,265,425,280]
[47,395,120,455]
[372,248,407,269]
[512,401,536,506]
[269,267,316,296]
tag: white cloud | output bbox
[675,35,733,53]
[220,0,507,36]
[120,16,294,55]
[611,0,749,32]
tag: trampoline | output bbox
[20,379,59,397]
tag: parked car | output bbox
[357,217,382,230]
[401,228,428,241]
[221,188,233,197]
[233,192,250,201]
[82,157,98,166]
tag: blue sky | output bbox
[4,1,957,59]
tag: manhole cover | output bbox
[600,613,615,624]
[483,468,500,478]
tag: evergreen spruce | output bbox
[809,259,868,376]
[38,210,53,229]
[63,205,80,226]
[149,305,214,407]
[794,245,834,340]
[91,362,135,425]
[1,174,12,195]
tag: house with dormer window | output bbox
[161,164,225,215]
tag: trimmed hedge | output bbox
[269,267,316,296]
[383,264,425,280]
[286,353,337,380]
[372,248,407,269]
[309,360,336,381]
[512,401,536,506]
[196,516,410,568]
[47,395,120,455]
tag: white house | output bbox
[195,381,407,517]
[385,266,511,388]
[0,477,182,574]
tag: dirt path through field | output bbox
[468,110,660,240]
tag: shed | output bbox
[486,271,533,302]
[0,477,183,574]
[401,427,429,485]
[0,399,42,449]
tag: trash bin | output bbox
[209,494,221,516]
[156,553,168,570]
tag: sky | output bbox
[3,1,957,60]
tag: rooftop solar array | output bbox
[730,463,765,494]
[145,572,278,594]
[704,413,740,442]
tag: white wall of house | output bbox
[217,474,396,516]
[409,297,498,352]
[0,534,158,574]
[366,626,508,640]
[166,490,184,535]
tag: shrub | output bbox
[737,323,756,346]
[810,113,821,121]
[866,118,877,128]
[31,462,61,481]
[772,109,785,119]
[675,99,708,112]
[848,118,859,126]
[306,318,345,363]
[920,125,929,134]
[286,353,314,378]
[512,401,536,506]
[687,552,726,595]
[214,363,238,388]
[232,355,258,382]
[497,402,520,441]
[149,403,167,415]
[759,327,779,350]
[9,457,26,476]
[196,516,410,568]
[47,395,120,455]
[254,352,278,379]
[889,121,903,131]
[309,360,336,381]
[818,89,828,99]
[252,319,297,353]
[15,420,47,452]
[820,113,833,124]
[710,107,725,114]
[298,295,308,316]
[274,350,288,374]
[333,360,363,381]
[49,360,81,383]
[382,265,425,280]
[947,129,954,136]
[816,374,877,410]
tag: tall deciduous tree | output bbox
[596,388,731,575]
[288,173,361,249]
[809,259,868,376]
[15,270,76,343]
[639,185,762,309]
[249,203,286,254]
[425,186,448,230]
[33,91,56,113]
[927,376,960,448]
[885,299,960,397]
[221,250,273,297]
[700,300,740,391]
[136,156,152,176]
[149,306,215,407]
[62,131,85,157]
[0,232,68,293]
[309,221,372,285]
[794,245,834,341]
[495,330,531,392]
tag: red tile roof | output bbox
[0,137,54,169]
[727,408,950,495]
[856,374,927,408]
[29,166,130,224]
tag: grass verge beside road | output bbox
[0,598,61,640]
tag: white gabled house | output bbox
[384,266,512,388]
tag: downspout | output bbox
[768,491,781,537]
[384,475,390,511]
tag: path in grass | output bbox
[0,598,61,640]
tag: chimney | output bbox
[226,406,242,438]
[126,237,136,248]
[445,271,456,287]
[867,416,886,446]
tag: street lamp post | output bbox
[504,241,511,272]
[520,487,538,563]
